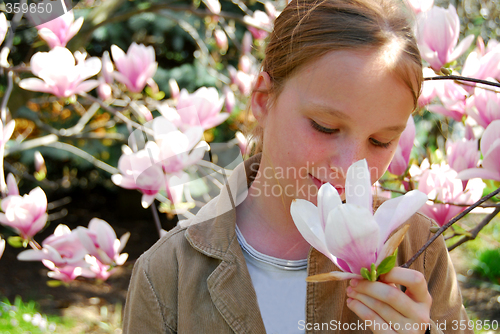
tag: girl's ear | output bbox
[251,72,272,127]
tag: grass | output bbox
[447,212,500,334]
[0,296,71,333]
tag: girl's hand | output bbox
[345,267,432,334]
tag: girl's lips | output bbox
[309,174,344,195]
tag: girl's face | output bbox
[253,48,415,204]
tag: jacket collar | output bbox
[184,153,262,261]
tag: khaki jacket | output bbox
[122,154,471,334]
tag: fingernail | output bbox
[350,279,358,287]
[346,298,352,305]
[346,286,353,295]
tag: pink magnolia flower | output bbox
[97,78,112,101]
[36,11,83,49]
[426,79,468,122]
[418,164,485,226]
[101,51,114,84]
[17,224,88,274]
[462,39,500,88]
[388,116,415,175]
[458,120,500,182]
[152,117,208,174]
[0,183,48,240]
[0,13,8,46]
[242,31,253,55]
[112,142,166,208]
[175,87,228,130]
[111,43,158,93]
[223,86,236,114]
[19,47,101,98]
[465,84,500,129]
[214,28,228,52]
[245,10,273,40]
[446,138,480,174]
[290,159,428,281]
[203,0,221,14]
[407,0,434,14]
[169,78,180,100]
[43,261,84,283]
[416,5,475,71]
[0,120,15,194]
[77,218,129,266]
[82,255,115,281]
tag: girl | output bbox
[122,0,472,333]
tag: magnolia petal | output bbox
[3,120,15,144]
[449,35,475,62]
[318,183,342,230]
[325,204,379,274]
[374,190,428,248]
[201,112,230,130]
[306,271,361,282]
[290,199,334,262]
[481,120,500,154]
[76,227,97,254]
[345,159,373,213]
[141,193,156,208]
[6,173,18,196]
[457,168,500,181]
[18,78,53,94]
[0,238,5,259]
[375,224,410,267]
[118,232,130,253]
[116,252,128,266]
[75,80,100,94]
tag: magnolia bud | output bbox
[214,28,228,53]
[34,151,47,181]
[169,78,180,100]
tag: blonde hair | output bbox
[247,0,423,155]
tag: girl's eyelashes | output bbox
[310,119,392,148]
[310,119,338,134]
[369,138,392,148]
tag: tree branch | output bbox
[401,186,500,268]
[447,206,500,251]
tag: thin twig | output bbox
[79,93,154,137]
[45,141,119,175]
[401,186,500,268]
[447,206,500,251]
[150,202,163,239]
[424,75,500,89]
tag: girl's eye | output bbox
[310,120,338,134]
[369,138,392,148]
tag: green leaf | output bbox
[360,267,371,281]
[376,249,398,277]
[7,236,24,248]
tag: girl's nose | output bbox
[330,140,366,176]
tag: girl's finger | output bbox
[349,279,417,319]
[379,268,432,306]
[347,285,408,329]
[346,297,397,334]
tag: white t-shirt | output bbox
[236,226,308,334]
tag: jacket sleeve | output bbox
[422,224,473,334]
[122,251,177,334]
